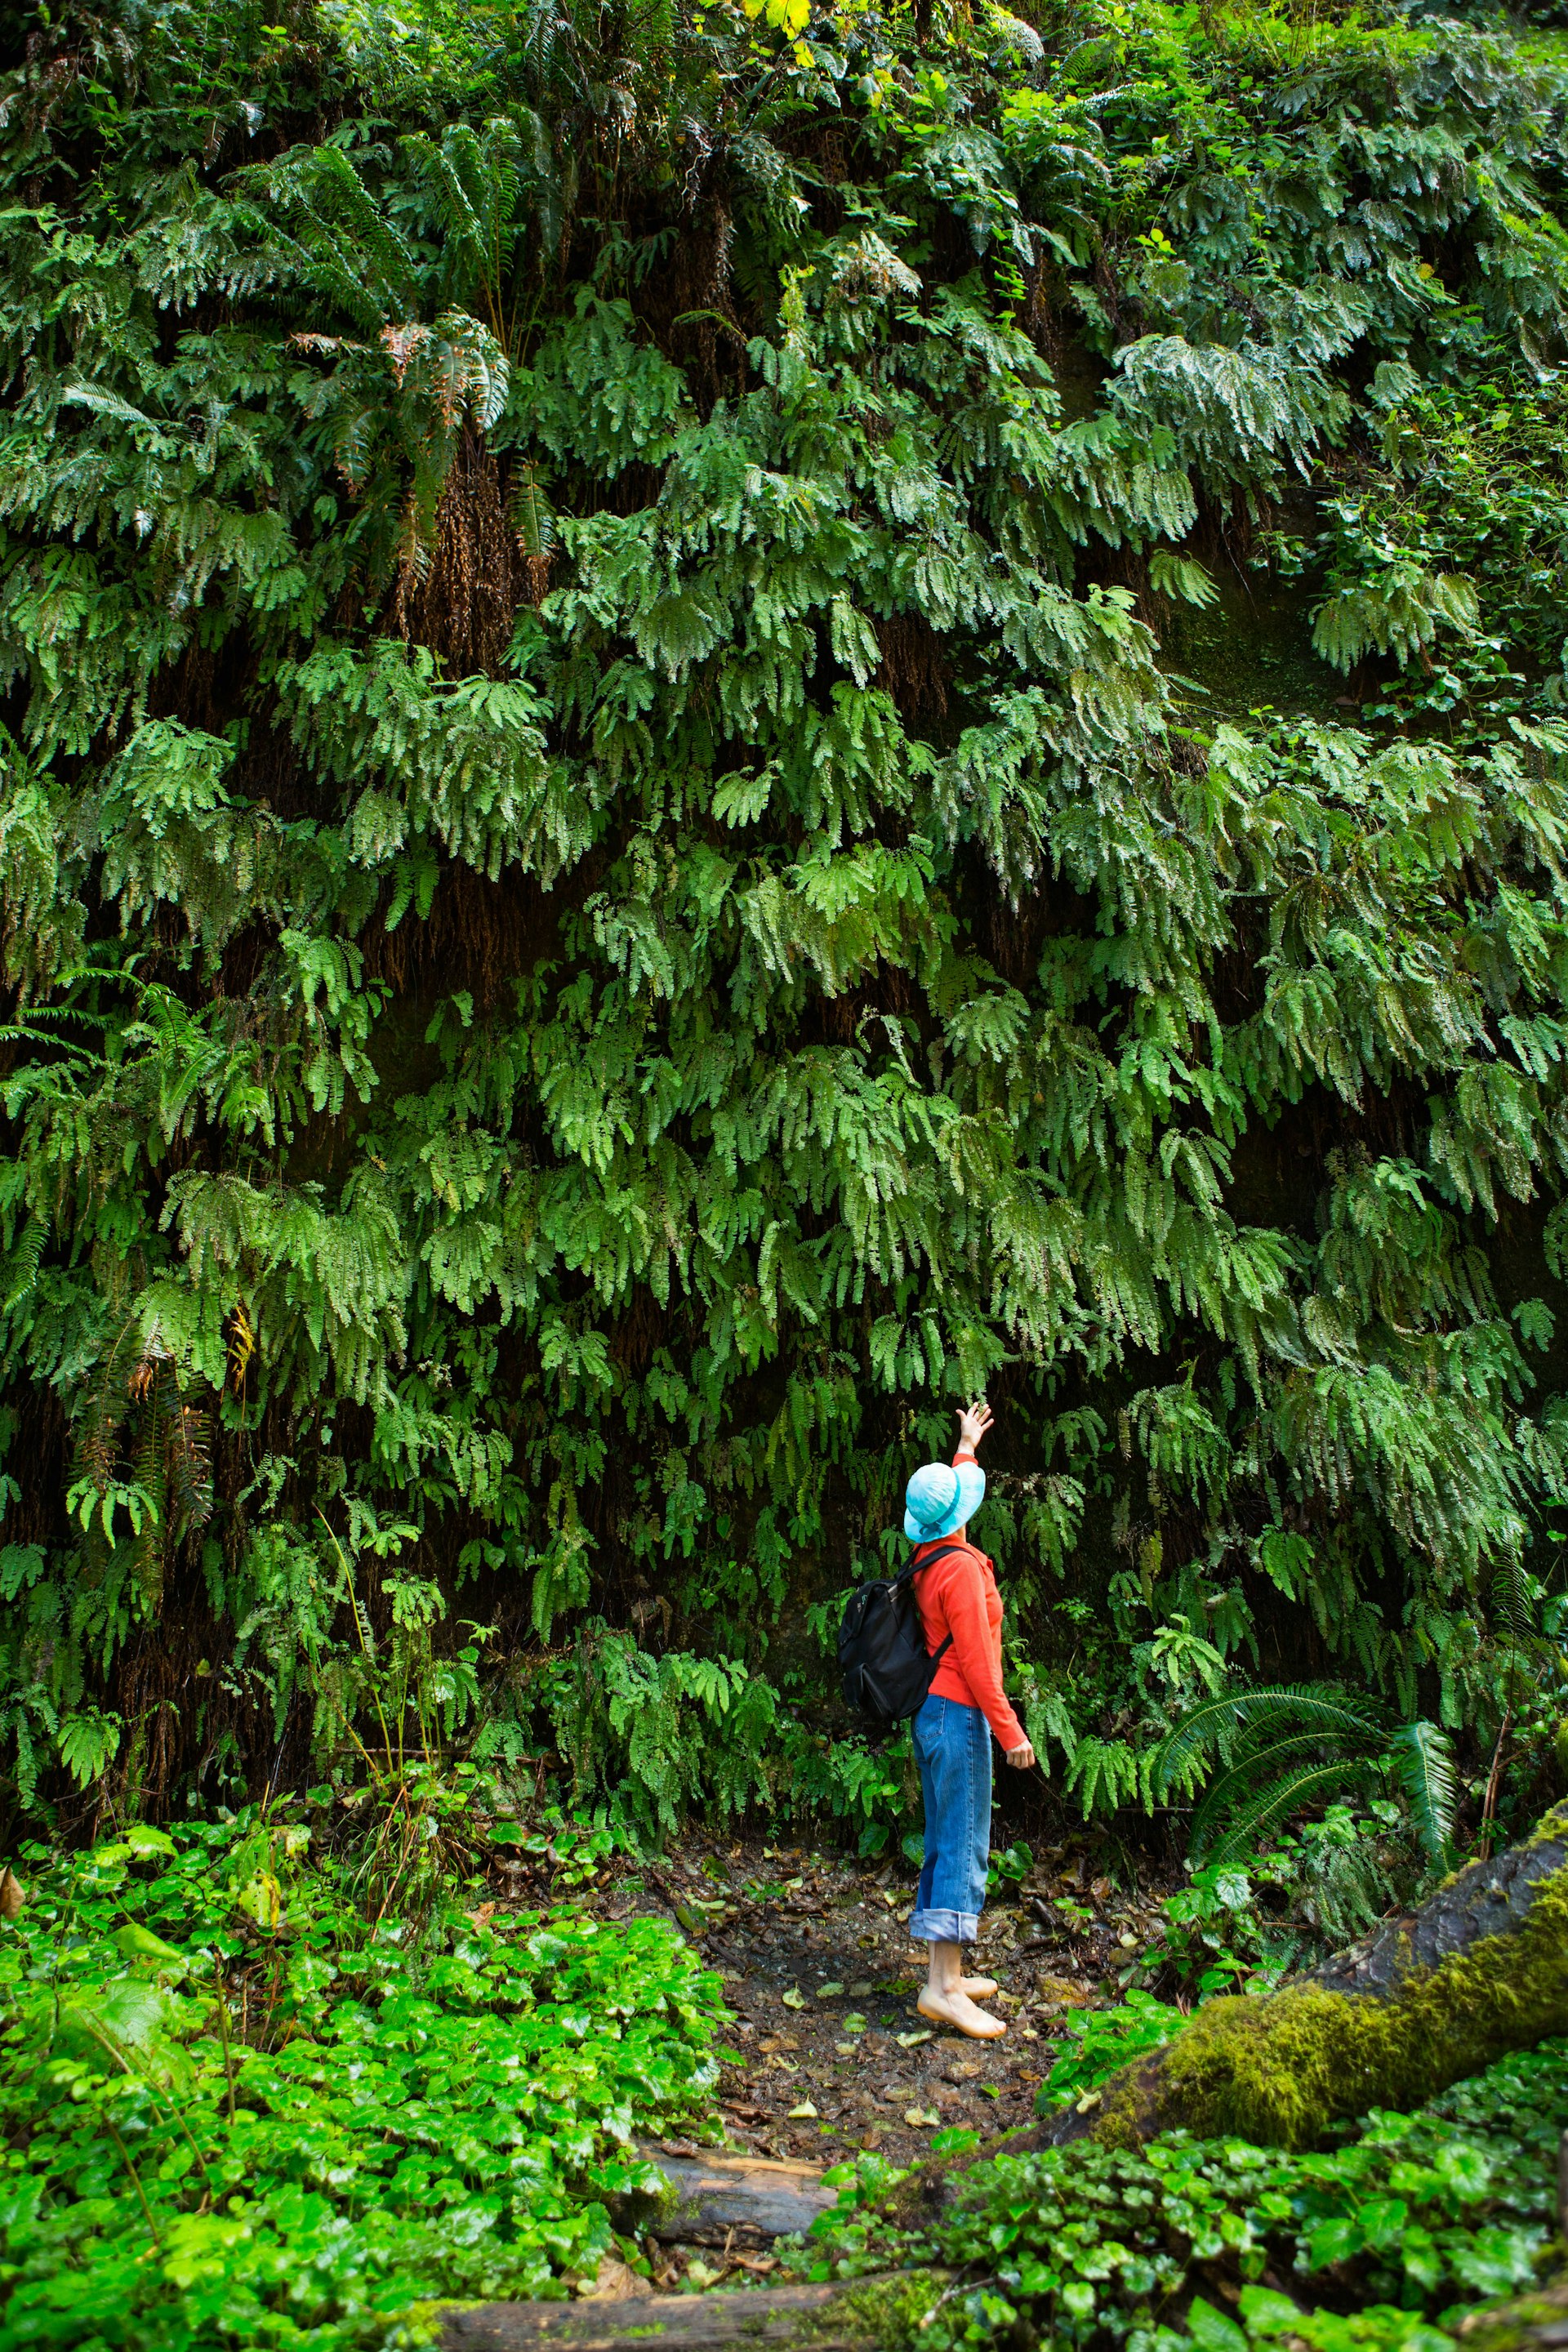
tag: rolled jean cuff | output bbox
[910,1906,979,1945]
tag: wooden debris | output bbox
[642,2147,838,2247]
[575,2257,644,2301]
[442,2282,862,2350]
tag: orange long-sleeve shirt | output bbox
[911,1446,1026,1752]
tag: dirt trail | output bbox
[598,1836,1173,2198]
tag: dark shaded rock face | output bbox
[1317,1820,1568,1999]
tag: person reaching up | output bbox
[902,1400,1036,2039]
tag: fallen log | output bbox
[1455,2263,1568,2352]
[441,2278,920,2352]
[1014,1798,1568,2153]
[634,2148,838,2247]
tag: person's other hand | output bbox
[957,1399,995,1451]
[1003,1740,1036,1769]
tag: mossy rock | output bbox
[1080,1806,1568,2150]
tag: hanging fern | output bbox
[0,0,1565,1829]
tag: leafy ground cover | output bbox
[0,1803,1401,2335]
[4,1805,1565,2350]
[0,1815,720,2350]
[790,2041,1568,2352]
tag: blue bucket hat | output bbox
[904,1457,986,1544]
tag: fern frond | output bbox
[1188,1731,1365,1855]
[1202,1762,1381,1867]
[1153,1685,1388,1797]
[167,1405,213,1544]
[1490,1557,1533,1655]
[73,1317,140,1495]
[1149,549,1220,608]
[132,1361,168,1613]
[1386,1719,1457,1864]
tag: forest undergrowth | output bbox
[7,1802,1568,2352]
[787,2035,1568,2352]
[0,1812,719,2349]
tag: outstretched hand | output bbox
[957,1399,995,1452]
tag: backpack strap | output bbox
[896,1539,963,1664]
[890,1539,964,1591]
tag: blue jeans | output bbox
[910,1693,991,1945]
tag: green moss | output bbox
[792,2273,951,2348]
[1091,1855,1568,2149]
[608,2163,684,2231]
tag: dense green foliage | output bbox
[1150,1693,1459,1870]
[0,1815,716,2348]
[1129,1805,1428,1987]
[1037,1986,1184,2105]
[795,2039,1568,2352]
[9,0,1568,1842]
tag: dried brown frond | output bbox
[393,429,519,677]
[228,1301,256,1394]
[168,1404,213,1542]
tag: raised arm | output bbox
[950,1399,1035,1768]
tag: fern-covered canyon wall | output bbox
[4,0,1568,1846]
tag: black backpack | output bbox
[838,1544,960,1728]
